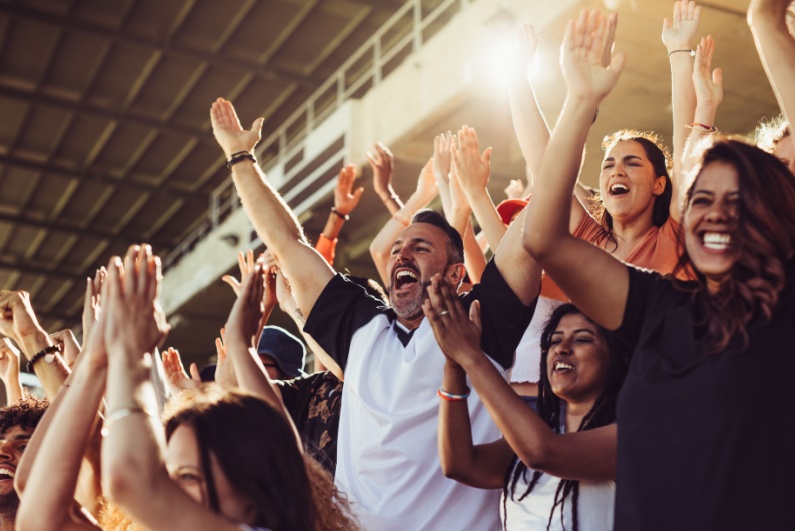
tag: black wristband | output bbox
[226,152,257,170]
[26,344,61,373]
[330,207,350,221]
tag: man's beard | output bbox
[0,490,19,517]
[388,280,431,320]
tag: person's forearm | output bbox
[524,95,597,257]
[18,356,105,529]
[4,372,22,404]
[438,362,480,481]
[670,54,697,182]
[749,5,795,128]
[321,210,345,241]
[231,160,309,260]
[103,352,164,508]
[461,220,486,284]
[376,188,403,215]
[509,80,551,189]
[464,190,506,254]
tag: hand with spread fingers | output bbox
[451,126,492,197]
[510,23,540,85]
[561,9,627,105]
[422,274,483,367]
[692,35,723,108]
[0,338,23,403]
[334,164,365,217]
[221,249,255,297]
[0,290,49,358]
[224,264,266,351]
[368,142,396,203]
[662,0,701,55]
[162,347,201,395]
[102,244,170,358]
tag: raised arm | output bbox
[316,164,364,266]
[369,159,438,286]
[447,156,486,284]
[682,36,723,193]
[368,142,402,215]
[16,310,108,531]
[424,278,616,481]
[102,246,241,531]
[748,0,795,129]
[210,98,333,318]
[0,291,68,399]
[223,264,302,449]
[508,24,593,232]
[523,9,629,330]
[662,0,701,222]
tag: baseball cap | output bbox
[256,326,307,379]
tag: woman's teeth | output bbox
[702,232,730,250]
[610,183,629,195]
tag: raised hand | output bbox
[210,97,264,158]
[367,142,395,201]
[422,274,483,366]
[49,329,81,369]
[451,126,492,195]
[561,9,626,104]
[693,35,723,107]
[662,1,701,54]
[221,249,255,297]
[82,267,105,344]
[510,24,540,84]
[448,162,471,216]
[103,245,170,358]
[214,328,236,390]
[161,347,201,395]
[415,158,439,204]
[504,179,525,200]
[225,264,266,350]
[334,164,365,216]
[432,132,454,185]
[0,291,45,352]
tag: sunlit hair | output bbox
[596,130,673,236]
[754,114,790,154]
[165,388,314,530]
[0,396,47,435]
[672,138,795,353]
[503,304,629,531]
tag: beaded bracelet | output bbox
[330,207,350,221]
[438,387,471,402]
[668,49,695,57]
[226,151,257,170]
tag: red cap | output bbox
[496,198,529,226]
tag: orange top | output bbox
[315,234,336,266]
[540,214,689,302]
[573,214,690,279]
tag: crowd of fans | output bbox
[0,0,793,529]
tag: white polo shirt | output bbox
[304,260,536,530]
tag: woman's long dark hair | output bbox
[502,304,629,531]
[597,131,673,250]
[672,138,795,353]
[165,388,315,531]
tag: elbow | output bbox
[13,470,26,498]
[105,454,150,509]
[16,501,65,531]
[515,440,553,474]
[439,457,468,482]
[521,224,553,263]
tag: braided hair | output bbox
[501,304,629,531]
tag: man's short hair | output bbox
[410,209,464,265]
[0,397,47,435]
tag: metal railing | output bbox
[163,0,472,271]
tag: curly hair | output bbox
[672,138,795,353]
[502,304,629,531]
[0,396,47,436]
[596,130,673,244]
[754,114,790,154]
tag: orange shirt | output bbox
[541,214,689,302]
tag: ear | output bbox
[445,263,467,286]
[653,175,667,196]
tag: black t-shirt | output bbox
[276,371,342,475]
[615,264,795,530]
